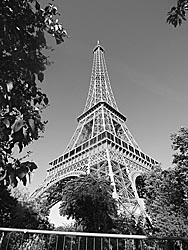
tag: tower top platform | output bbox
[93,40,105,53]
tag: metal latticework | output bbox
[84,41,118,112]
[31,42,158,215]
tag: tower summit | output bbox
[84,40,118,112]
[32,42,158,214]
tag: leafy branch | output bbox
[167,0,188,27]
[0,0,68,187]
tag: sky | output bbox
[22,0,188,224]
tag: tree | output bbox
[171,127,188,171]
[140,166,188,237]
[0,185,52,229]
[45,175,151,233]
[44,175,118,250]
[171,127,188,218]
[139,128,188,237]
[167,0,188,27]
[0,186,55,249]
[57,174,118,233]
[0,183,18,227]
[0,0,68,187]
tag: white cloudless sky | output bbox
[49,202,74,227]
[24,0,188,220]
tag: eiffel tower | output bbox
[32,41,158,214]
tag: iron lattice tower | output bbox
[32,42,158,214]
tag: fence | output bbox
[0,227,188,250]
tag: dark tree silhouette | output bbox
[167,0,188,27]
[56,174,118,233]
[140,128,188,237]
[0,0,68,187]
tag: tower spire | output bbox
[84,42,118,112]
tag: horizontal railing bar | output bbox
[0,228,188,241]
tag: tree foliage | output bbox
[0,0,68,187]
[141,167,188,237]
[49,175,150,249]
[57,174,118,233]
[0,185,52,229]
[0,186,54,249]
[171,127,188,171]
[140,127,188,237]
[0,184,18,227]
[171,127,188,219]
[45,177,74,209]
[167,0,188,27]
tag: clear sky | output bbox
[25,0,188,196]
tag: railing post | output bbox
[0,232,4,248]
[55,235,59,250]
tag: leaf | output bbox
[18,142,23,152]
[11,128,24,143]
[9,171,18,187]
[7,82,13,92]
[43,97,49,105]
[0,169,7,181]
[21,175,27,186]
[11,119,24,133]
[23,127,27,138]
[20,161,37,172]
[33,98,38,105]
[38,96,43,104]
[0,125,11,141]
[28,171,31,183]
[28,162,37,171]
[28,118,35,133]
[55,36,64,44]
[2,118,10,128]
[15,161,36,185]
[170,7,176,12]
[35,1,41,11]
[38,72,44,82]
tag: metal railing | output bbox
[0,227,188,250]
